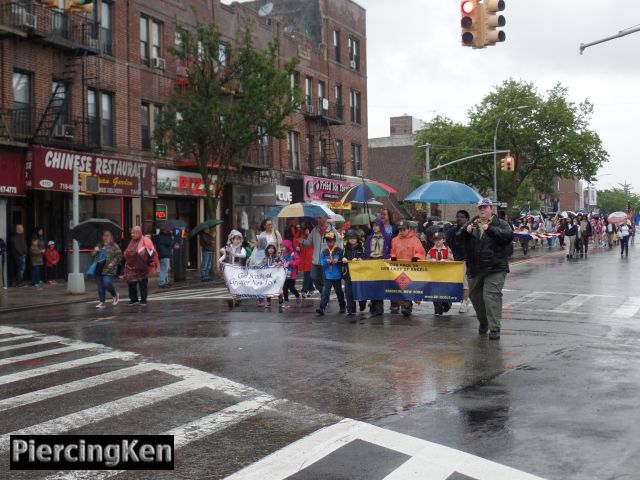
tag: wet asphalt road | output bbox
[0,243,639,479]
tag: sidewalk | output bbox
[0,270,224,314]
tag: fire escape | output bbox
[0,0,103,150]
[302,95,345,179]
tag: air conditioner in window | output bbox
[349,59,357,70]
[152,57,166,70]
[356,169,363,177]
[53,124,74,139]
[316,166,328,177]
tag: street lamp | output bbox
[493,105,529,204]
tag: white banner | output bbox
[222,264,286,298]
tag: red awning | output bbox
[0,151,26,196]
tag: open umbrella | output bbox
[560,211,576,219]
[158,219,187,230]
[349,212,377,226]
[349,199,384,208]
[404,180,482,205]
[267,202,334,219]
[188,219,223,238]
[368,180,397,195]
[608,212,628,224]
[339,182,391,204]
[71,218,122,247]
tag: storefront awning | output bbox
[0,151,26,197]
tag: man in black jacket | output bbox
[10,224,27,287]
[154,228,173,288]
[457,199,514,340]
[445,210,471,313]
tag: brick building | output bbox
[0,0,367,284]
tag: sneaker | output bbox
[296,297,302,305]
[443,303,451,313]
[489,330,501,340]
[478,326,489,335]
[316,308,325,316]
[459,302,468,314]
[128,301,139,306]
[96,302,106,309]
[140,301,148,306]
[112,293,120,306]
[283,301,290,309]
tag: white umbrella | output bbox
[608,211,628,224]
[309,201,340,220]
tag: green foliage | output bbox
[598,183,640,213]
[154,22,299,218]
[414,79,609,217]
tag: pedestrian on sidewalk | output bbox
[44,241,60,284]
[428,232,453,316]
[391,220,426,317]
[199,227,216,282]
[124,226,157,306]
[154,228,173,288]
[92,230,123,309]
[29,238,43,288]
[457,198,514,340]
[620,222,631,257]
[10,224,27,287]
[365,218,391,317]
[342,229,366,318]
[316,232,346,316]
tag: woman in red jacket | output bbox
[44,241,61,284]
[297,221,315,298]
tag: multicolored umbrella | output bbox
[608,211,628,224]
[267,202,335,219]
[339,182,391,204]
[368,180,397,194]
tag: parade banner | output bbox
[222,264,286,298]
[348,260,464,302]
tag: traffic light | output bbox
[501,154,515,172]
[461,0,482,48]
[80,173,100,193]
[483,0,506,46]
[65,0,93,14]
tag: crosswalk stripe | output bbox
[42,395,285,480]
[0,364,154,413]
[0,344,104,367]
[553,294,593,312]
[613,297,640,318]
[0,351,139,386]
[0,379,203,451]
[0,334,37,345]
[0,338,62,353]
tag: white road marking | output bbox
[0,351,139,386]
[228,418,546,480]
[503,288,617,299]
[0,334,37,344]
[0,343,103,367]
[613,296,640,318]
[0,364,154,412]
[552,294,593,312]
[0,338,62,353]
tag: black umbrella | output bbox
[188,219,223,238]
[71,218,122,247]
[158,219,187,230]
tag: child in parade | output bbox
[219,230,248,266]
[342,229,366,318]
[261,243,283,308]
[44,240,60,284]
[365,218,392,316]
[280,240,301,307]
[428,232,453,315]
[390,220,426,317]
[316,232,346,316]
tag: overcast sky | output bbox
[357,0,640,191]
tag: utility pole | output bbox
[419,143,431,216]
[67,165,85,294]
[580,25,640,54]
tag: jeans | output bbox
[31,265,41,286]
[283,278,300,302]
[201,251,213,280]
[128,279,148,303]
[344,279,366,314]
[159,257,171,285]
[320,279,345,311]
[468,271,507,332]
[311,264,325,292]
[621,236,630,256]
[46,266,57,281]
[301,271,314,293]
[96,274,117,303]
[16,255,26,285]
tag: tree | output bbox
[154,22,299,219]
[598,183,640,213]
[415,79,609,218]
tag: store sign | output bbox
[303,175,350,202]
[26,147,156,198]
[157,169,217,197]
[0,152,26,197]
[155,204,168,220]
[252,185,292,206]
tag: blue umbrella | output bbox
[404,180,482,205]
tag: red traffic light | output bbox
[461,1,475,14]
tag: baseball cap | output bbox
[477,198,494,207]
[47,240,55,246]
[397,220,409,230]
[324,232,337,241]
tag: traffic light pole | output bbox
[580,25,640,54]
[67,165,86,294]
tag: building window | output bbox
[305,77,313,108]
[350,90,361,124]
[51,81,69,134]
[219,43,228,67]
[335,139,344,166]
[348,36,360,71]
[140,16,162,65]
[351,143,362,175]
[319,137,327,166]
[88,89,113,147]
[100,1,112,55]
[306,134,314,173]
[333,29,341,63]
[141,103,150,151]
[12,71,31,137]
[290,71,300,102]
[335,84,343,119]
[288,131,301,170]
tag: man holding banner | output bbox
[457,198,514,340]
